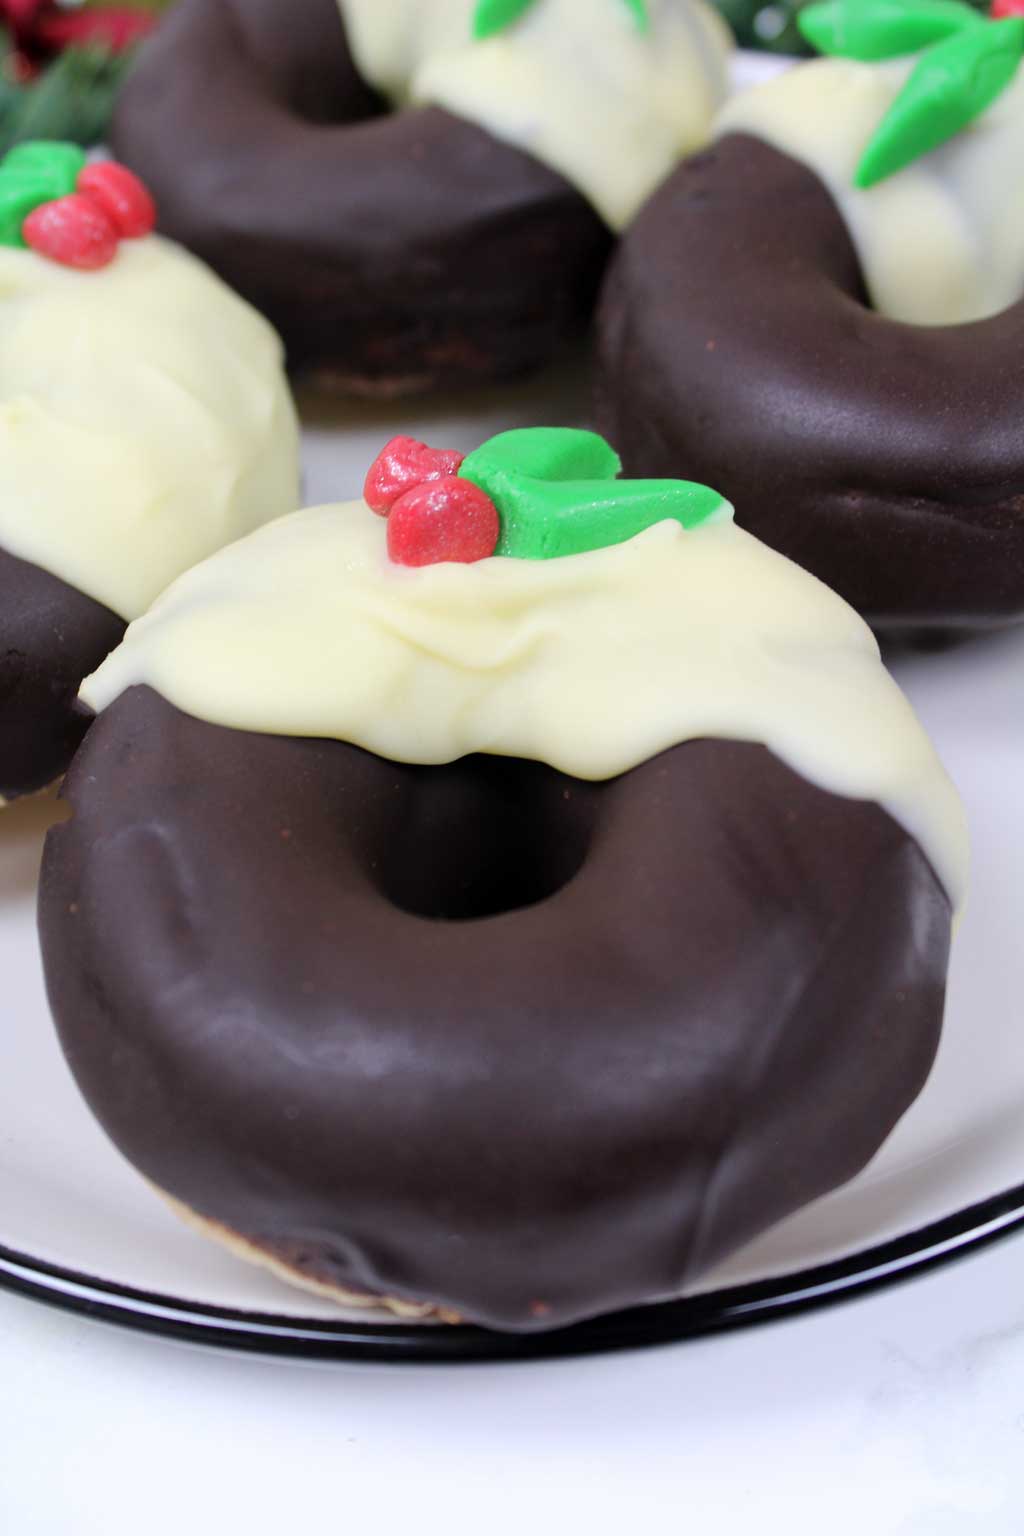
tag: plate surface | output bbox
[2,365,1023,1360]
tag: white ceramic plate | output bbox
[1,360,1023,1361]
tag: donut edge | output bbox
[157,1189,463,1325]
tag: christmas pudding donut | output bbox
[109,0,731,395]
[597,1,1024,629]
[0,140,299,802]
[40,428,967,1332]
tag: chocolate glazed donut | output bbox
[109,0,612,395]
[595,135,1024,630]
[0,549,122,801]
[40,685,951,1332]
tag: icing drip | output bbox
[716,56,1024,325]
[0,236,300,620]
[82,500,968,909]
[336,0,731,229]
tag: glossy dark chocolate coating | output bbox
[41,686,951,1332]
[0,547,123,801]
[110,0,612,395]
[596,135,1024,629]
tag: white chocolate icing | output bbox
[0,236,300,621]
[82,501,968,908]
[337,0,731,229]
[716,56,1024,326]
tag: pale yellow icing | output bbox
[82,501,968,908]
[0,236,300,621]
[337,0,731,229]
[716,56,1024,326]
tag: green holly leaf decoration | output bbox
[462,427,623,486]
[621,0,652,32]
[855,15,1024,186]
[473,0,537,39]
[798,0,983,60]
[473,0,651,40]
[461,428,729,560]
[0,139,85,246]
[484,476,728,560]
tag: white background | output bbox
[2,1229,1023,1534]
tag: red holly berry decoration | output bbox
[77,161,156,239]
[991,0,1024,16]
[23,192,119,270]
[14,155,158,270]
[387,477,500,567]
[364,435,466,516]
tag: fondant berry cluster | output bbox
[0,141,155,269]
[364,436,501,567]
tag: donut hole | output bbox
[372,755,600,922]
[228,0,386,128]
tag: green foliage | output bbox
[0,36,131,159]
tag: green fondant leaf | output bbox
[0,138,85,246]
[4,139,87,185]
[472,0,538,40]
[463,427,622,486]
[855,15,1024,186]
[621,0,652,33]
[798,0,982,61]
[488,475,729,560]
[461,426,727,559]
[474,0,651,40]
[0,173,44,247]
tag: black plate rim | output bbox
[2,1177,1023,1363]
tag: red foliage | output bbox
[0,2,156,56]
